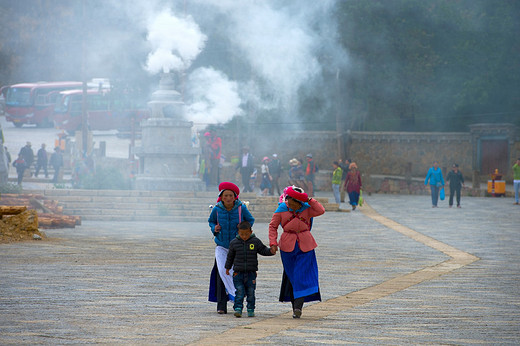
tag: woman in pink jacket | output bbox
[269,186,325,318]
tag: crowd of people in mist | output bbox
[198,129,364,209]
[0,140,96,188]
[198,129,520,211]
[4,141,64,186]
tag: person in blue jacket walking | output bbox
[424,161,445,208]
[208,182,255,314]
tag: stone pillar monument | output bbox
[134,73,204,191]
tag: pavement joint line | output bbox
[191,202,480,345]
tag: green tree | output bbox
[336,0,520,132]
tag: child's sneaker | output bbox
[247,309,255,317]
[234,309,242,318]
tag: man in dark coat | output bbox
[35,143,48,178]
[19,142,34,177]
[237,146,254,192]
[50,147,64,183]
[339,159,351,202]
[446,163,465,208]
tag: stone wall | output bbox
[217,130,475,183]
[190,126,519,192]
[346,131,473,179]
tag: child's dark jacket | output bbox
[225,234,273,272]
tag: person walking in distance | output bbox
[50,147,64,183]
[13,154,27,186]
[260,156,272,196]
[35,143,49,178]
[343,162,362,210]
[304,154,318,197]
[331,161,343,204]
[424,161,445,208]
[446,163,464,208]
[513,158,520,205]
[339,159,350,202]
[268,153,282,196]
[19,141,34,177]
[237,146,254,193]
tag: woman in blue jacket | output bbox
[424,161,445,208]
[208,182,254,314]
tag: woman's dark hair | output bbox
[333,161,339,166]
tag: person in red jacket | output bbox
[344,162,362,210]
[268,186,325,318]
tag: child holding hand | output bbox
[225,221,275,317]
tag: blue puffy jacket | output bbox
[425,167,445,186]
[208,199,255,249]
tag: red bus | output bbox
[53,88,150,134]
[5,81,82,127]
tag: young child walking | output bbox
[225,221,275,318]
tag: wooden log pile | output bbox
[0,193,81,229]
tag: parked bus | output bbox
[53,88,150,134]
[4,81,83,127]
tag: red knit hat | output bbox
[217,182,240,202]
[285,186,308,203]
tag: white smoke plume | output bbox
[196,0,342,118]
[136,0,345,125]
[145,9,207,74]
[185,67,242,126]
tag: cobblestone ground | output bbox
[0,194,519,344]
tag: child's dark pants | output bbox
[233,272,256,311]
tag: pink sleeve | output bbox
[307,198,325,217]
[268,213,282,246]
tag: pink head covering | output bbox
[279,185,308,203]
[285,186,308,203]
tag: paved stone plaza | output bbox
[1,194,519,344]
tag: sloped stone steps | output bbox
[26,189,340,223]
